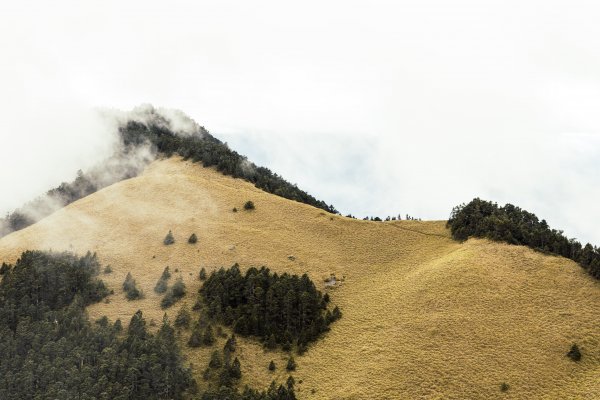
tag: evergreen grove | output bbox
[447,198,600,278]
[0,251,194,399]
[199,264,340,350]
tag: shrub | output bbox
[199,267,207,281]
[163,230,175,245]
[567,344,582,361]
[244,201,255,210]
[268,360,276,371]
[500,382,510,392]
[232,207,238,213]
[103,265,112,274]
[188,233,198,244]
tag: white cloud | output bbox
[1,0,599,244]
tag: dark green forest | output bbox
[0,111,337,238]
[447,198,600,278]
[0,251,194,400]
[199,264,340,351]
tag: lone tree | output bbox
[244,201,255,210]
[567,344,582,361]
[199,267,207,281]
[188,233,198,244]
[268,360,276,371]
[163,230,175,245]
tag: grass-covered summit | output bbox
[0,106,337,238]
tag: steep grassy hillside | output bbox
[1,157,599,399]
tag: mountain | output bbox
[1,151,600,399]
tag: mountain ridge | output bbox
[1,156,599,399]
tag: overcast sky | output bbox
[1,0,599,244]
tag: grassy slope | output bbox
[1,157,600,399]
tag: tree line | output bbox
[447,198,600,278]
[120,120,338,214]
[0,250,194,399]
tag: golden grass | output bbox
[1,156,600,399]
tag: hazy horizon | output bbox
[1,1,599,244]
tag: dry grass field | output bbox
[1,156,600,399]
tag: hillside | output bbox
[1,156,600,399]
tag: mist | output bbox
[1,1,600,244]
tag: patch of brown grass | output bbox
[1,156,600,399]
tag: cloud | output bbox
[1,0,600,245]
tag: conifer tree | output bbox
[203,325,216,346]
[174,305,191,328]
[286,357,296,371]
[188,326,202,348]
[209,350,223,369]
[163,230,175,245]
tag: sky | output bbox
[1,0,599,244]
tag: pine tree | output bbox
[163,230,175,245]
[154,267,171,294]
[188,233,198,244]
[188,326,202,348]
[266,333,277,349]
[199,267,207,281]
[203,325,216,346]
[224,335,237,353]
[174,305,191,328]
[123,272,142,300]
[172,277,186,298]
[209,350,222,368]
[230,357,242,379]
[286,357,296,371]
[268,360,276,371]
